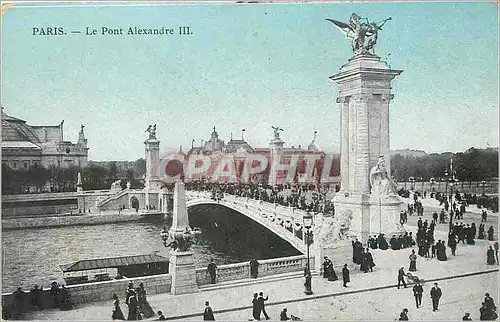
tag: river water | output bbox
[2,205,301,293]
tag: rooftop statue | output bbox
[271,126,284,139]
[326,13,391,56]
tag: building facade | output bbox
[1,109,89,170]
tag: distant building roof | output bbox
[1,113,42,144]
[2,141,42,149]
[59,254,169,273]
[224,139,254,153]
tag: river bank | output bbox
[1,212,148,230]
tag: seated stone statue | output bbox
[370,156,397,198]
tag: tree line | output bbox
[1,159,146,195]
[390,148,498,182]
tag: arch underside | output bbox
[186,199,306,253]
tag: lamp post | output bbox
[481,180,487,196]
[410,177,415,191]
[303,211,313,295]
[449,180,454,206]
[430,178,436,193]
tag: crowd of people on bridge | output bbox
[185,181,335,215]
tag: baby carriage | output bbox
[406,273,425,284]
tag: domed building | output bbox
[1,109,89,170]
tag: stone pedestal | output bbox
[169,250,199,295]
[330,54,404,241]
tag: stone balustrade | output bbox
[195,255,314,286]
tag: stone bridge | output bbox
[185,191,313,253]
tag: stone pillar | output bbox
[268,137,284,186]
[338,96,350,193]
[330,54,404,239]
[169,180,199,295]
[144,137,162,191]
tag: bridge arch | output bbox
[185,198,307,253]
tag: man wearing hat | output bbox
[203,301,215,320]
[397,267,407,289]
[430,282,442,311]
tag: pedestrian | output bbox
[430,283,442,311]
[252,293,260,320]
[484,293,497,313]
[488,226,495,241]
[462,312,472,320]
[322,256,331,279]
[127,289,139,320]
[487,246,496,265]
[112,293,126,321]
[250,258,260,278]
[207,259,217,284]
[280,308,290,321]
[448,234,457,256]
[156,311,166,321]
[60,285,72,311]
[136,284,154,318]
[409,250,417,272]
[258,292,270,320]
[29,285,43,310]
[365,249,375,272]
[50,282,60,308]
[203,301,215,321]
[412,282,423,308]
[398,308,409,321]
[398,267,407,289]
[342,264,350,287]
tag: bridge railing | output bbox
[195,255,314,286]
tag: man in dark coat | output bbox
[203,301,215,320]
[487,246,496,265]
[488,226,495,241]
[430,283,442,311]
[397,267,407,289]
[207,259,217,284]
[448,234,457,256]
[250,259,260,278]
[342,264,350,287]
[257,292,270,320]
[432,211,438,224]
[413,282,423,308]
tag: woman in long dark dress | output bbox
[487,246,496,265]
[478,224,485,239]
[112,293,126,321]
[127,290,139,320]
[409,250,417,272]
[327,262,338,281]
[136,284,155,318]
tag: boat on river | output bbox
[59,253,169,286]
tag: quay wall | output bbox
[2,274,171,310]
[1,213,143,230]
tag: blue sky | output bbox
[2,2,498,160]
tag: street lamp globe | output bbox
[303,211,313,229]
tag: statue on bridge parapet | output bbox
[314,209,353,249]
[145,124,157,139]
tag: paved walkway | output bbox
[24,234,499,321]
